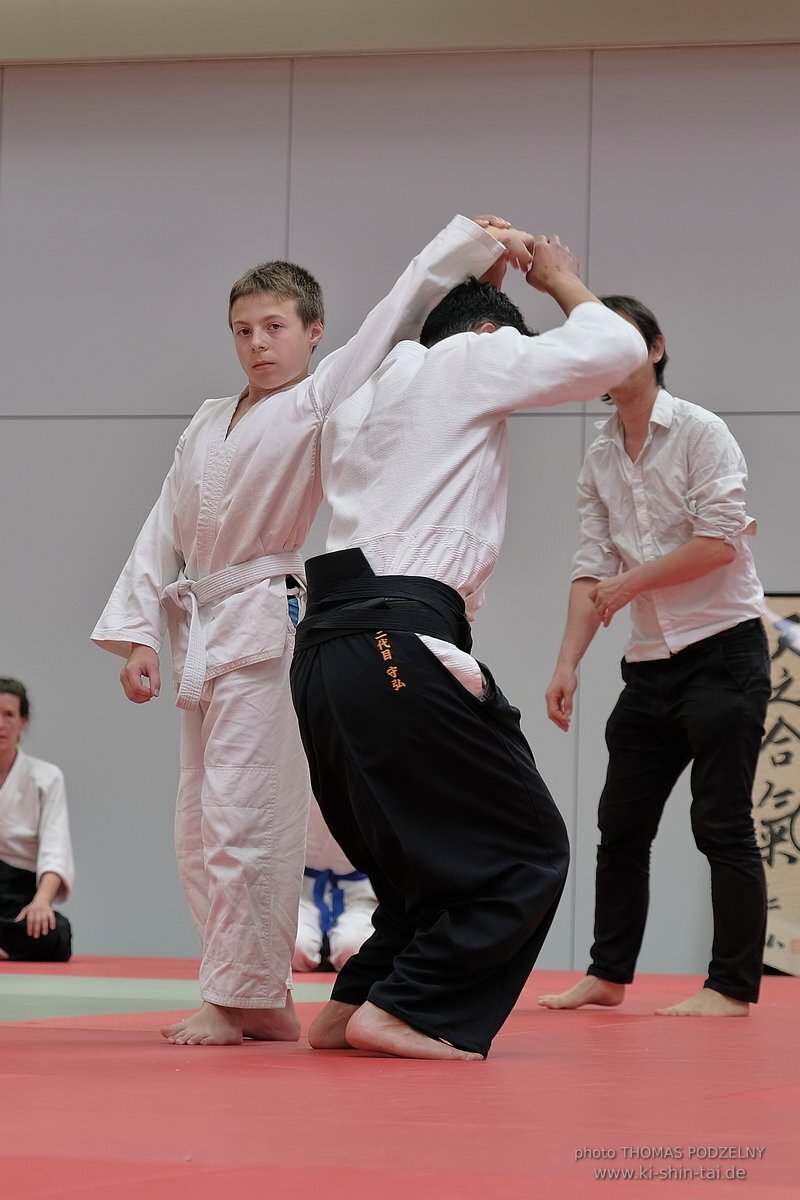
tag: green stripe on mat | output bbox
[0,975,333,1022]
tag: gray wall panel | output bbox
[290,51,594,411]
[1,45,796,975]
[0,61,292,418]
[588,46,800,415]
[1,417,195,955]
[727,414,800,595]
[472,413,587,967]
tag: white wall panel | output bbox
[472,412,587,967]
[290,51,594,412]
[0,61,292,418]
[1,45,796,972]
[727,414,800,594]
[588,46,800,415]
[0,417,195,955]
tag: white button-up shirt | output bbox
[571,390,764,661]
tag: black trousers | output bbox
[291,629,570,1058]
[588,619,769,1002]
[0,859,72,962]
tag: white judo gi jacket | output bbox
[91,215,507,705]
[0,752,75,902]
[89,217,510,1008]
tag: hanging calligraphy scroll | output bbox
[755,597,800,975]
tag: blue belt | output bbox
[304,866,368,934]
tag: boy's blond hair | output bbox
[228,261,324,328]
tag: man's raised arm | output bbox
[311,214,533,416]
[526,234,603,315]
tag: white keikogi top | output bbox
[321,301,648,690]
[572,390,765,661]
[91,216,507,707]
[0,751,75,903]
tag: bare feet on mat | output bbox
[243,993,301,1041]
[309,999,360,1049]
[655,988,750,1017]
[345,1001,482,1060]
[538,976,625,1009]
[161,1000,244,1045]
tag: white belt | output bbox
[162,552,304,711]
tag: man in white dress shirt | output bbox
[290,242,648,1060]
[540,295,769,1018]
[92,215,531,1046]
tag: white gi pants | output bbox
[175,651,311,1008]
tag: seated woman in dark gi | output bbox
[0,678,74,962]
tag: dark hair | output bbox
[0,677,30,719]
[600,295,668,386]
[420,278,536,348]
[228,261,324,329]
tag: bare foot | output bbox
[538,976,625,1009]
[161,1000,243,1045]
[345,1001,483,1060]
[0,947,9,961]
[243,992,301,1041]
[309,1000,360,1049]
[655,988,750,1017]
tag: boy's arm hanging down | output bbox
[90,435,187,685]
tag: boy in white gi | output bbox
[92,215,533,1046]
